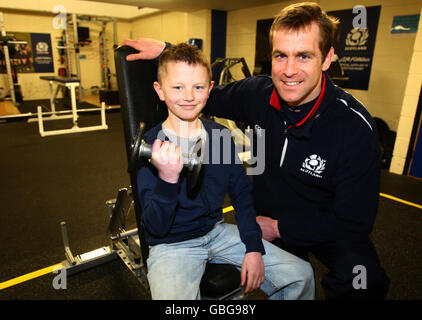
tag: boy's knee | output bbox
[291,260,315,299]
[297,260,314,283]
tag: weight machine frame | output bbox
[210,58,253,161]
[59,186,244,300]
[0,11,26,106]
[57,13,118,102]
[59,187,151,295]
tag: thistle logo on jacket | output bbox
[300,154,326,178]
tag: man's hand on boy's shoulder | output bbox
[122,38,166,61]
[241,252,265,294]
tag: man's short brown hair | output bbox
[157,42,212,83]
[269,2,339,59]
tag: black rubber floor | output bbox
[0,112,421,300]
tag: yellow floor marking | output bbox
[2,195,419,291]
[222,205,234,214]
[0,263,63,291]
[380,193,422,210]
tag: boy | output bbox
[137,43,314,300]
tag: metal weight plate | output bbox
[186,137,205,190]
[129,122,146,172]
[188,159,202,189]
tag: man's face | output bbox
[271,22,333,107]
[154,61,213,123]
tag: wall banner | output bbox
[328,6,381,90]
[31,33,54,73]
[0,32,54,74]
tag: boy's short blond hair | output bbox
[157,43,212,83]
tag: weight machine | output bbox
[212,57,251,85]
[0,12,25,106]
[209,57,253,161]
[57,13,118,102]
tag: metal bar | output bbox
[0,12,16,105]
[48,80,56,114]
[37,106,45,136]
[7,40,27,45]
[62,246,119,277]
[0,105,118,122]
[60,221,76,266]
[68,81,79,125]
[36,103,108,137]
[64,29,73,77]
[99,23,107,89]
[39,124,108,137]
[110,228,138,241]
[112,18,118,48]
[71,13,83,102]
[100,102,107,126]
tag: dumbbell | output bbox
[129,122,203,189]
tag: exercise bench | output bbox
[35,76,108,137]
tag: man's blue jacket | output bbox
[205,73,381,248]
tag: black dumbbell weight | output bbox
[130,122,203,189]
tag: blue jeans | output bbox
[147,222,315,300]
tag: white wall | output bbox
[390,6,422,174]
[130,9,212,61]
[0,0,154,19]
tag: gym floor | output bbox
[0,108,421,300]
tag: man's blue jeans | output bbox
[147,222,315,299]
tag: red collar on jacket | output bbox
[269,73,326,128]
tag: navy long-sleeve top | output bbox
[137,118,265,254]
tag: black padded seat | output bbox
[39,76,80,83]
[200,262,242,298]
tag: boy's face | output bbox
[153,61,213,123]
[271,22,333,107]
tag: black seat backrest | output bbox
[114,46,168,154]
[114,45,168,265]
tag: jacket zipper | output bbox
[274,74,327,168]
[280,121,288,167]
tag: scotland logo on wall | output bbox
[328,6,381,90]
[300,154,326,178]
[31,33,54,72]
[345,28,369,47]
[35,42,49,54]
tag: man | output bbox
[123,2,389,300]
